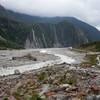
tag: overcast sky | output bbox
[0,0,100,30]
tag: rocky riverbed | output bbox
[0,48,84,76]
[0,49,58,68]
[0,48,100,100]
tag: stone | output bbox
[92,85,100,91]
[60,84,71,88]
[96,95,100,100]
[12,57,17,60]
[53,84,72,92]
[86,96,98,100]
[7,82,12,85]
[66,86,78,91]
[14,69,20,75]
[0,92,5,98]
[20,92,24,96]
[47,94,72,100]
[12,54,37,61]
[45,92,56,97]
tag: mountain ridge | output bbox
[7,9,100,41]
[0,5,100,49]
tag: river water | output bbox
[0,48,83,76]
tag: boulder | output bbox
[45,92,56,97]
[53,84,72,92]
[47,94,72,100]
[12,57,17,60]
[86,96,100,100]
[12,54,37,61]
[60,84,71,89]
[14,69,20,75]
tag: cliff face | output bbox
[24,22,90,48]
[0,16,98,49]
[25,29,42,48]
[7,10,100,41]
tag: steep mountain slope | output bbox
[28,21,89,48]
[0,5,8,17]
[0,15,32,49]
[0,16,90,49]
[8,10,100,41]
[0,5,15,19]
[65,17,100,41]
[0,5,100,49]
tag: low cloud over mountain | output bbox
[0,0,100,30]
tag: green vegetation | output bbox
[75,40,100,52]
[91,87,99,95]
[12,91,20,100]
[48,79,53,84]
[1,5,100,49]
[37,72,46,81]
[60,77,76,85]
[87,54,97,65]
[0,40,22,50]
[3,98,8,100]
[12,90,44,100]
[1,13,100,49]
[59,72,76,85]
[0,15,98,49]
[24,91,45,100]
[81,54,98,68]
[77,92,87,100]
[0,16,32,49]
[74,40,100,68]
[24,88,29,94]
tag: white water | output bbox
[0,49,76,76]
[32,28,38,48]
[42,34,48,48]
[40,49,75,64]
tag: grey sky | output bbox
[0,0,100,30]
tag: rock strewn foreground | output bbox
[1,63,100,100]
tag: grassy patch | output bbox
[59,78,76,85]
[24,91,45,100]
[77,92,87,99]
[81,54,98,68]
[37,72,46,81]
[59,74,76,85]
[3,98,8,100]
[73,40,100,52]
[87,54,97,65]
[12,91,21,100]
[24,88,29,94]
[48,79,53,84]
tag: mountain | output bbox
[0,5,14,19]
[0,5,8,17]
[25,21,89,48]
[0,17,88,49]
[0,15,32,49]
[8,10,100,41]
[0,5,100,49]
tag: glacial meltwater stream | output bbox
[0,48,77,76]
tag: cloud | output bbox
[96,25,100,31]
[0,0,100,30]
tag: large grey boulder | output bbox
[86,95,100,100]
[47,94,72,100]
[14,69,20,75]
